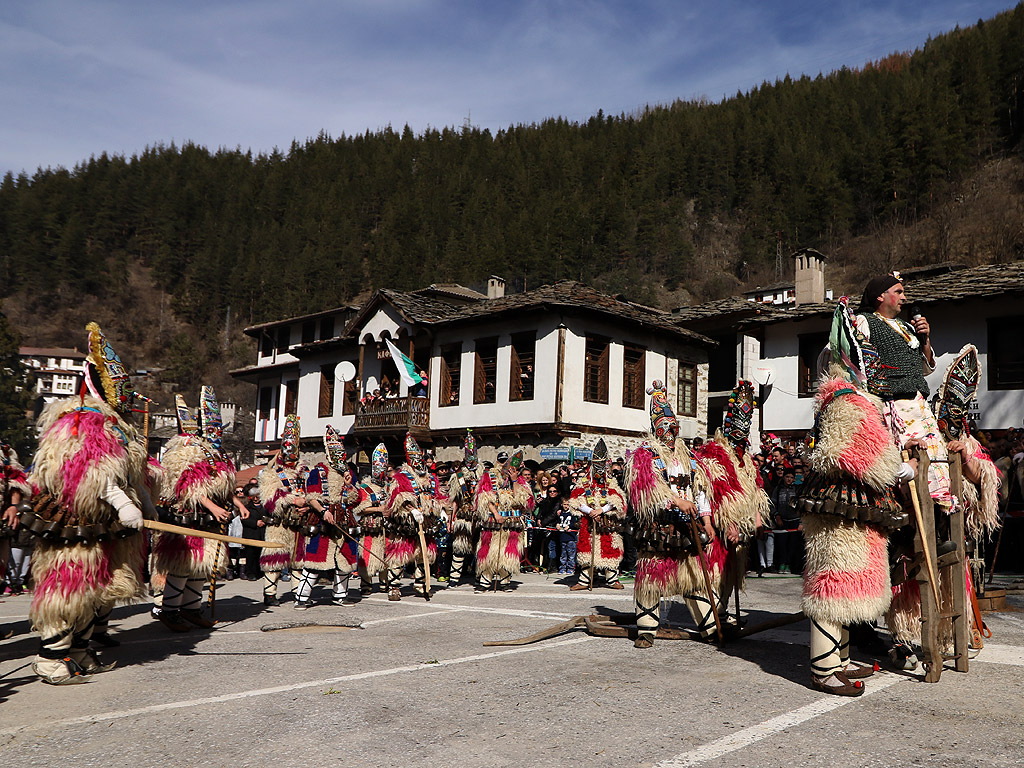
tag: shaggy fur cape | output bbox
[473,469,533,577]
[354,479,387,572]
[448,467,480,556]
[385,465,443,569]
[801,371,899,626]
[569,479,626,570]
[152,435,234,579]
[28,395,148,635]
[297,463,357,574]
[258,461,303,573]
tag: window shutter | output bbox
[598,342,609,404]
[509,345,522,401]
[474,351,486,404]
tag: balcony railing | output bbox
[353,396,430,433]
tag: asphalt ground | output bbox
[1,571,1023,768]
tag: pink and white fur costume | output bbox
[258,459,305,599]
[802,370,900,684]
[292,463,359,607]
[472,469,533,589]
[354,479,388,592]
[385,465,445,595]
[152,434,235,621]
[569,478,626,588]
[28,395,151,680]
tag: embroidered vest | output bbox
[863,313,929,399]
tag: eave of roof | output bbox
[242,305,359,337]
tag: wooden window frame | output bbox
[584,335,610,404]
[509,332,536,402]
[301,321,316,345]
[440,343,462,407]
[622,343,646,409]
[284,379,298,416]
[797,333,829,398]
[474,337,498,405]
[258,386,273,419]
[677,361,697,418]
[342,378,357,416]
[318,364,335,418]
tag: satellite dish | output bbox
[335,361,357,383]
[752,366,775,387]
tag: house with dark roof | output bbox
[699,259,1024,439]
[232,277,715,463]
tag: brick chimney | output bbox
[487,276,506,299]
[791,248,826,306]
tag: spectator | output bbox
[771,469,803,574]
[556,465,573,497]
[556,497,578,575]
[239,481,265,580]
[412,370,428,398]
[226,495,243,580]
[535,486,562,572]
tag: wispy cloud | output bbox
[0,0,1013,174]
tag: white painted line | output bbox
[972,643,1024,667]
[0,635,595,737]
[652,672,904,767]
[361,609,460,627]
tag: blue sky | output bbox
[0,0,1015,176]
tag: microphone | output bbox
[907,304,926,340]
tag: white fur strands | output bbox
[160,435,235,509]
[634,554,711,606]
[962,436,1000,541]
[801,514,891,626]
[153,532,229,579]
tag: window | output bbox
[302,321,316,345]
[342,378,358,415]
[276,326,290,354]
[260,332,274,358]
[677,362,697,417]
[584,335,610,404]
[440,343,462,407]
[320,316,335,340]
[798,333,829,397]
[622,344,646,409]
[258,387,273,419]
[318,364,335,418]
[989,316,1024,389]
[284,380,298,416]
[474,337,498,404]
[509,332,536,401]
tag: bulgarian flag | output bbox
[385,338,422,387]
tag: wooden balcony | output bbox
[353,396,430,435]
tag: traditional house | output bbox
[18,346,88,416]
[231,279,715,464]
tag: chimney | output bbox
[791,248,826,307]
[487,276,506,299]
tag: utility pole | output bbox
[776,231,783,281]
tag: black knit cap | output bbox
[858,274,902,312]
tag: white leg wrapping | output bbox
[296,569,318,603]
[333,571,350,600]
[684,589,720,639]
[163,574,188,610]
[181,578,204,612]
[263,570,280,597]
[810,618,845,678]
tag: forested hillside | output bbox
[0,6,1022,396]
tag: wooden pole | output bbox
[417,521,432,600]
[903,450,942,612]
[143,518,284,548]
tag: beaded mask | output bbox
[936,344,980,441]
[199,385,223,450]
[647,379,679,450]
[323,424,347,473]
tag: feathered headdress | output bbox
[324,424,347,472]
[175,394,199,436]
[199,385,223,450]
[280,414,300,466]
[936,344,980,441]
[722,380,756,451]
[591,437,609,485]
[463,429,478,470]
[371,443,388,484]
[405,432,425,472]
[647,379,679,448]
[85,322,137,415]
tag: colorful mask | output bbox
[936,344,980,441]
[85,322,136,415]
[503,449,524,478]
[647,379,679,449]
[324,424,347,472]
[463,429,478,470]
[405,432,425,472]
[280,414,300,466]
[372,443,388,484]
[590,438,608,485]
[175,394,199,436]
[722,380,756,451]
[199,385,223,450]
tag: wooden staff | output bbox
[903,450,942,611]
[687,514,724,645]
[588,517,596,591]
[417,519,432,601]
[143,518,284,548]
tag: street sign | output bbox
[539,447,570,461]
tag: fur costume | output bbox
[385,464,444,570]
[300,463,358,574]
[354,479,388,582]
[472,462,533,585]
[448,465,481,557]
[569,438,626,587]
[152,434,234,579]
[257,458,304,573]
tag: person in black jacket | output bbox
[239,480,265,580]
[535,486,562,573]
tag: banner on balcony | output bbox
[384,338,423,388]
